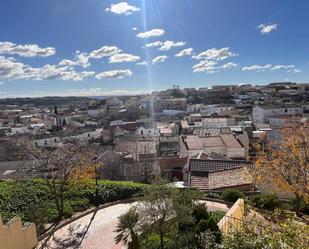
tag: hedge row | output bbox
[0,179,146,226]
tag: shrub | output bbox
[251,194,280,211]
[192,203,209,224]
[140,234,174,249]
[221,189,244,203]
[210,211,225,223]
[291,198,309,215]
[195,217,221,243]
[0,180,146,229]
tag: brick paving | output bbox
[41,203,133,249]
[39,201,228,249]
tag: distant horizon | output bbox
[0,80,307,100]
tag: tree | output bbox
[255,125,309,216]
[138,179,175,249]
[194,216,221,244]
[16,138,95,220]
[114,179,222,249]
[115,207,141,249]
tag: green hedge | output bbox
[221,189,244,203]
[0,179,146,227]
[250,194,280,211]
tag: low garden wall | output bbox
[217,198,245,235]
[0,215,38,249]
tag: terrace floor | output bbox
[39,201,228,249]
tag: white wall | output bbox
[32,137,60,147]
[136,127,160,137]
[227,147,245,159]
[253,106,303,123]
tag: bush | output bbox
[251,194,280,211]
[192,203,209,224]
[291,198,309,215]
[140,234,174,249]
[0,179,146,229]
[210,211,225,223]
[221,189,244,203]
[195,217,221,243]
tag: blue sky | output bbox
[0,0,309,97]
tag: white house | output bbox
[140,96,153,109]
[200,105,234,116]
[253,104,303,123]
[187,104,204,113]
[32,136,61,147]
[107,97,123,107]
[268,116,307,127]
[65,128,103,144]
[162,109,185,116]
[202,117,236,129]
[9,126,29,135]
[135,126,160,137]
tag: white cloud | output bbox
[193,47,236,61]
[242,64,300,73]
[192,60,238,73]
[136,29,165,39]
[63,71,95,81]
[0,56,94,82]
[0,56,28,80]
[136,61,148,66]
[257,23,278,34]
[0,41,55,57]
[132,27,138,31]
[96,69,133,79]
[108,53,140,63]
[175,48,193,57]
[105,2,140,15]
[27,64,94,81]
[75,52,91,68]
[65,87,149,97]
[159,41,186,51]
[59,46,122,69]
[242,64,273,72]
[192,60,217,73]
[59,59,77,67]
[152,55,168,64]
[222,62,238,69]
[144,40,186,51]
[145,41,163,48]
[288,68,301,73]
[271,65,295,71]
[89,46,122,59]
[59,52,91,68]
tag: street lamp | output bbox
[92,155,99,207]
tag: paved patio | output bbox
[39,200,228,249]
